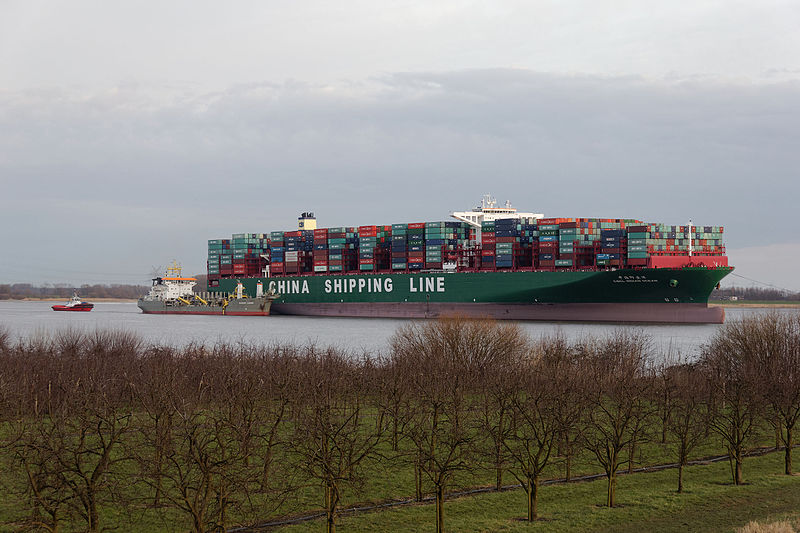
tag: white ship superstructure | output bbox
[142,262,197,301]
[450,194,544,229]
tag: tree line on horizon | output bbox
[0,313,798,533]
[711,285,800,301]
[0,275,208,300]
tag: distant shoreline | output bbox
[11,298,139,303]
[709,301,800,308]
[6,298,799,308]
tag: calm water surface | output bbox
[0,301,795,360]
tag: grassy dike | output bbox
[278,450,800,533]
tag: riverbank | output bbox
[709,301,800,308]
[14,297,138,303]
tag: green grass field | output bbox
[278,450,800,533]
[2,417,795,532]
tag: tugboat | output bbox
[52,292,94,312]
[138,262,278,316]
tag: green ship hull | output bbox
[213,266,733,323]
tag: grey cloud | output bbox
[1,70,798,284]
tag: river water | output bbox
[0,301,795,361]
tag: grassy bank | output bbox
[278,450,800,533]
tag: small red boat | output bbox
[52,293,94,312]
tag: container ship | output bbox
[205,196,732,323]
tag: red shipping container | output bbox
[481,250,496,256]
[314,260,328,266]
[497,237,516,243]
[314,228,328,236]
[408,223,425,229]
[359,258,374,265]
[285,231,301,237]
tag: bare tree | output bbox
[288,347,384,533]
[740,313,800,475]
[538,334,589,482]
[582,331,653,507]
[393,317,496,533]
[474,322,529,491]
[665,363,709,492]
[9,331,138,532]
[503,337,562,521]
[133,344,253,533]
[701,317,764,485]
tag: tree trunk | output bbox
[414,460,423,502]
[217,486,227,532]
[677,463,684,493]
[562,433,572,481]
[728,450,736,484]
[495,407,505,491]
[88,489,99,533]
[565,446,572,482]
[606,471,616,507]
[628,436,636,475]
[325,482,337,533]
[435,484,444,533]
[785,426,793,476]
[735,450,744,485]
[192,512,204,533]
[261,440,276,489]
[527,475,539,521]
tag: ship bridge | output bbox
[450,194,544,229]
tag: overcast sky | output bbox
[1,1,798,290]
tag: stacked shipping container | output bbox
[207,217,725,281]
